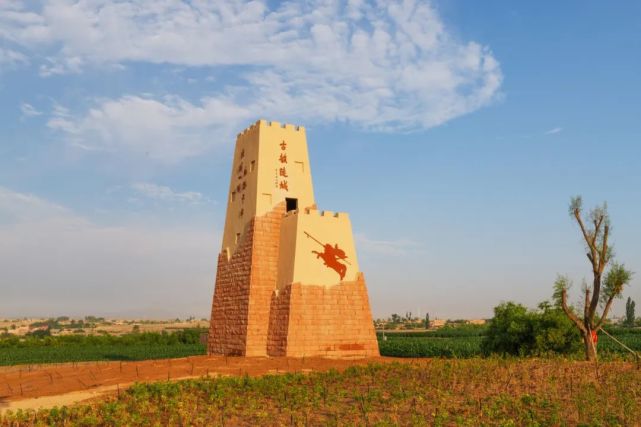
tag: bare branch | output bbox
[596,294,617,330]
[573,209,594,253]
[586,253,594,264]
[583,285,590,321]
[599,224,609,273]
[592,215,604,247]
[588,276,601,325]
[587,223,610,321]
[560,287,586,333]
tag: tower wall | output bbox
[267,276,378,358]
[208,203,284,356]
[221,120,314,255]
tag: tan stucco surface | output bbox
[276,209,360,289]
[222,120,315,254]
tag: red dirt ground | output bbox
[0,356,409,411]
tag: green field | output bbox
[0,330,206,366]
[379,336,483,358]
[0,344,206,366]
[1,326,639,366]
[2,360,639,426]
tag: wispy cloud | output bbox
[544,127,563,135]
[6,0,502,152]
[0,47,27,67]
[0,186,69,223]
[20,102,42,118]
[131,182,204,204]
[355,233,423,256]
[47,95,250,161]
[39,55,84,76]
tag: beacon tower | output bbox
[208,120,379,357]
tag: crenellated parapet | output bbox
[237,119,305,139]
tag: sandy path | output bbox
[0,356,401,413]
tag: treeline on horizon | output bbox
[0,328,205,347]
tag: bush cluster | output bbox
[481,301,581,356]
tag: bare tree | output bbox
[554,196,633,361]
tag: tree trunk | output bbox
[582,332,597,361]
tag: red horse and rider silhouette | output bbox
[304,231,350,280]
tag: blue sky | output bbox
[1,0,639,320]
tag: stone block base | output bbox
[267,274,379,358]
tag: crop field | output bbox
[2,359,639,426]
[0,344,205,366]
[378,328,641,359]
[379,336,483,358]
[0,330,206,366]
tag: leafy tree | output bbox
[532,301,581,355]
[555,196,634,361]
[27,328,51,338]
[481,302,534,356]
[625,297,636,327]
[424,313,430,329]
[481,301,581,356]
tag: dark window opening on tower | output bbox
[286,198,298,212]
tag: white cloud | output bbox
[6,0,501,143]
[131,182,204,204]
[0,47,27,67]
[545,127,563,135]
[355,233,423,256]
[0,186,69,223]
[38,55,84,76]
[47,95,251,161]
[0,186,217,318]
[20,102,42,117]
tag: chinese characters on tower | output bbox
[236,149,247,218]
[278,140,289,192]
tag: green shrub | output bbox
[481,301,580,356]
[532,302,581,355]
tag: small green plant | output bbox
[2,360,640,425]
